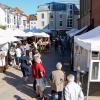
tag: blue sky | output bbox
[0,0,79,15]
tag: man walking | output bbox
[32,56,46,99]
[50,62,65,100]
[64,74,84,100]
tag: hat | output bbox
[56,62,62,70]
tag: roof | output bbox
[37,2,66,11]
[14,7,25,14]
[67,26,88,37]
[0,3,28,16]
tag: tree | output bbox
[0,25,6,30]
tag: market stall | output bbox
[74,26,100,81]
[0,35,19,72]
[32,32,50,51]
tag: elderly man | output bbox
[50,62,65,100]
[32,56,46,99]
[64,74,84,100]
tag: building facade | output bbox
[0,3,29,30]
[29,14,37,29]
[37,2,79,35]
[80,0,100,28]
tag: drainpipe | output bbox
[90,0,94,29]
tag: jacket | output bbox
[50,70,64,92]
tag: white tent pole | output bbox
[86,50,91,100]
[77,46,81,84]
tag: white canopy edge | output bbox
[74,26,100,51]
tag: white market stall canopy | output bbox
[24,28,50,37]
[74,26,100,51]
[13,29,33,37]
[0,28,33,37]
[0,36,19,45]
[32,32,50,37]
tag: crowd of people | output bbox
[54,36,67,56]
[5,37,84,100]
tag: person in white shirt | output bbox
[15,46,22,66]
[9,47,16,67]
[64,74,84,100]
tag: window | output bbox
[91,62,99,80]
[42,21,44,26]
[50,21,53,26]
[92,51,99,60]
[7,15,10,24]
[50,13,53,18]
[23,20,26,27]
[70,10,73,15]
[60,14,62,18]
[41,13,44,19]
[68,15,73,19]
[60,21,63,26]
[18,17,21,25]
[5,17,6,22]
[14,16,16,24]
[67,19,73,27]
[70,5,73,9]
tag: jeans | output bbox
[15,57,20,65]
[51,90,63,100]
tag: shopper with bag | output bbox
[32,56,46,99]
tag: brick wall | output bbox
[92,0,100,27]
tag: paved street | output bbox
[0,46,68,100]
[0,46,100,100]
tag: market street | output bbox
[0,46,100,100]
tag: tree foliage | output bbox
[0,25,6,30]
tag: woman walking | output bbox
[19,53,31,81]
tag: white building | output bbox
[0,3,29,30]
[37,2,79,35]
[29,14,37,29]
[0,7,6,26]
[13,7,29,30]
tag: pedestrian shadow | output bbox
[14,95,26,100]
[2,71,35,99]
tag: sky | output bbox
[0,0,79,15]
